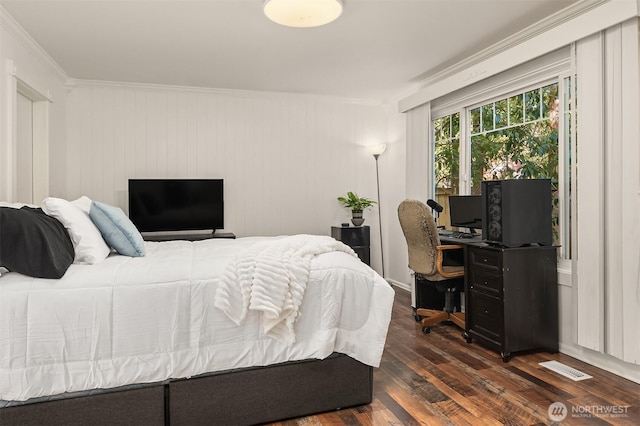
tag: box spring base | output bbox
[0,354,373,426]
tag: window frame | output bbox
[431,75,573,260]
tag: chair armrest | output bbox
[435,244,465,278]
[436,244,464,251]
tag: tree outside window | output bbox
[470,84,559,194]
[434,113,460,192]
[433,112,460,228]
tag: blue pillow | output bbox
[89,201,145,257]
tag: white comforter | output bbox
[216,234,358,344]
[0,236,394,402]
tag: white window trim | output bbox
[430,49,573,260]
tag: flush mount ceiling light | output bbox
[264,0,343,28]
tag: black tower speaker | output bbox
[481,179,553,247]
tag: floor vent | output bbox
[539,361,593,381]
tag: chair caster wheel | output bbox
[463,332,472,343]
[422,326,431,334]
[501,352,511,362]
[414,314,422,322]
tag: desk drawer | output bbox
[468,267,502,296]
[469,247,501,270]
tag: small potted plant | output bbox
[337,191,376,226]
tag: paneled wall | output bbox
[61,82,389,269]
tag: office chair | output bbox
[397,199,466,334]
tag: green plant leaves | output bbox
[337,191,376,210]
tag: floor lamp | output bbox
[371,144,387,278]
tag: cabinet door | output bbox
[467,290,504,351]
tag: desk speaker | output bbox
[481,179,552,247]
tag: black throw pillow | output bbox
[0,206,75,279]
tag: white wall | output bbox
[383,105,409,289]
[62,81,392,274]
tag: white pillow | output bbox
[71,195,93,214]
[0,201,38,209]
[41,197,111,264]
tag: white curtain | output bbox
[574,18,640,364]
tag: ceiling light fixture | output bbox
[264,0,343,28]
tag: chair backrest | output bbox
[397,199,440,277]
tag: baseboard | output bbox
[558,343,640,385]
[386,278,410,292]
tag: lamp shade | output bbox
[264,0,343,28]
[370,144,387,156]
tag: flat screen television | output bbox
[128,179,224,233]
[448,195,483,233]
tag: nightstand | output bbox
[331,225,370,265]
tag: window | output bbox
[469,84,559,195]
[432,113,460,228]
[433,113,460,193]
[433,79,572,257]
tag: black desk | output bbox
[439,233,559,362]
[439,234,483,245]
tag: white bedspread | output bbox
[0,235,394,402]
[215,235,357,344]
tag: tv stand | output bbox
[143,232,236,242]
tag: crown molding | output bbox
[416,0,607,88]
[0,5,69,83]
[430,47,571,116]
[400,0,638,112]
[69,78,385,107]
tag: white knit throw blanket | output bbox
[214,235,357,344]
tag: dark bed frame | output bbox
[0,353,373,426]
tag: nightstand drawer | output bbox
[331,226,370,246]
[331,226,370,266]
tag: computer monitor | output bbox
[448,195,483,233]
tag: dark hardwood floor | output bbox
[269,286,640,425]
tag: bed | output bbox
[0,203,394,425]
